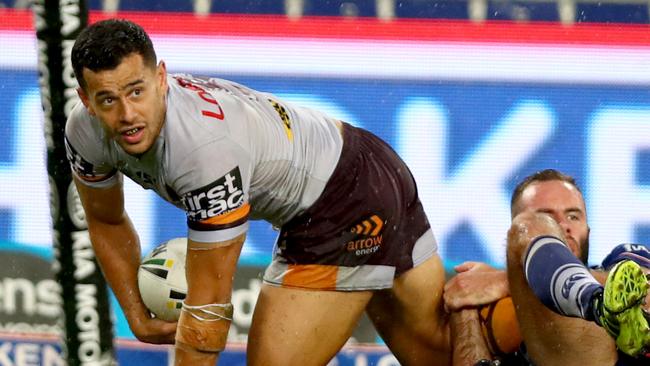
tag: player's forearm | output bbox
[184,234,246,305]
[173,235,245,364]
[450,309,492,366]
[87,215,149,323]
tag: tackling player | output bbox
[66,19,451,365]
[444,169,650,365]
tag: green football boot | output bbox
[597,260,650,358]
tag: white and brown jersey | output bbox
[65,74,344,244]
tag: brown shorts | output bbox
[263,122,437,290]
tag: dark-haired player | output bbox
[66,19,452,365]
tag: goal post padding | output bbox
[32,1,116,364]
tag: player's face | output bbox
[517,180,590,263]
[78,53,168,156]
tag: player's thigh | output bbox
[247,283,372,366]
[366,253,450,365]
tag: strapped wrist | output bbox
[175,302,234,352]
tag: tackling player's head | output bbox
[511,169,590,264]
[72,19,168,156]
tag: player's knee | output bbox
[507,212,563,260]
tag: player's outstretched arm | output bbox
[74,176,177,344]
[174,234,245,366]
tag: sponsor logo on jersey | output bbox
[181,167,245,221]
[346,215,384,256]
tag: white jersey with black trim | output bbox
[65,74,344,243]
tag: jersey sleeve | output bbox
[600,243,650,270]
[173,139,252,244]
[64,103,119,188]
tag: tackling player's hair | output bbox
[510,169,583,218]
[72,19,157,90]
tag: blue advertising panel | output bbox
[0,334,395,366]
[6,69,650,269]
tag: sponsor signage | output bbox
[0,251,59,334]
[0,333,394,366]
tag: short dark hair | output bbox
[72,19,157,90]
[510,169,583,217]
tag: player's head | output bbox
[72,19,168,156]
[511,169,589,263]
[72,19,157,90]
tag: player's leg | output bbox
[512,212,650,358]
[366,253,451,365]
[507,211,617,365]
[247,284,372,366]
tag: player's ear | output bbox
[157,60,168,91]
[77,87,96,116]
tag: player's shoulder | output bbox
[165,74,248,141]
[167,73,251,108]
[600,243,650,270]
[65,100,104,144]
[65,100,91,131]
[163,78,242,166]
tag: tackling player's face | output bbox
[516,180,590,263]
[78,53,168,156]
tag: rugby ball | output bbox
[479,296,522,355]
[137,237,188,321]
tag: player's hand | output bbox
[453,261,495,274]
[443,261,509,311]
[130,316,177,344]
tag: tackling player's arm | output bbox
[450,309,493,366]
[74,175,177,344]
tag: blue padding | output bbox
[395,0,468,19]
[576,3,649,24]
[118,0,194,12]
[303,0,376,17]
[488,1,559,21]
[212,0,285,15]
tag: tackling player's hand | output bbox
[443,261,509,311]
[130,315,177,344]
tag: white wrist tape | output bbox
[175,302,233,352]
